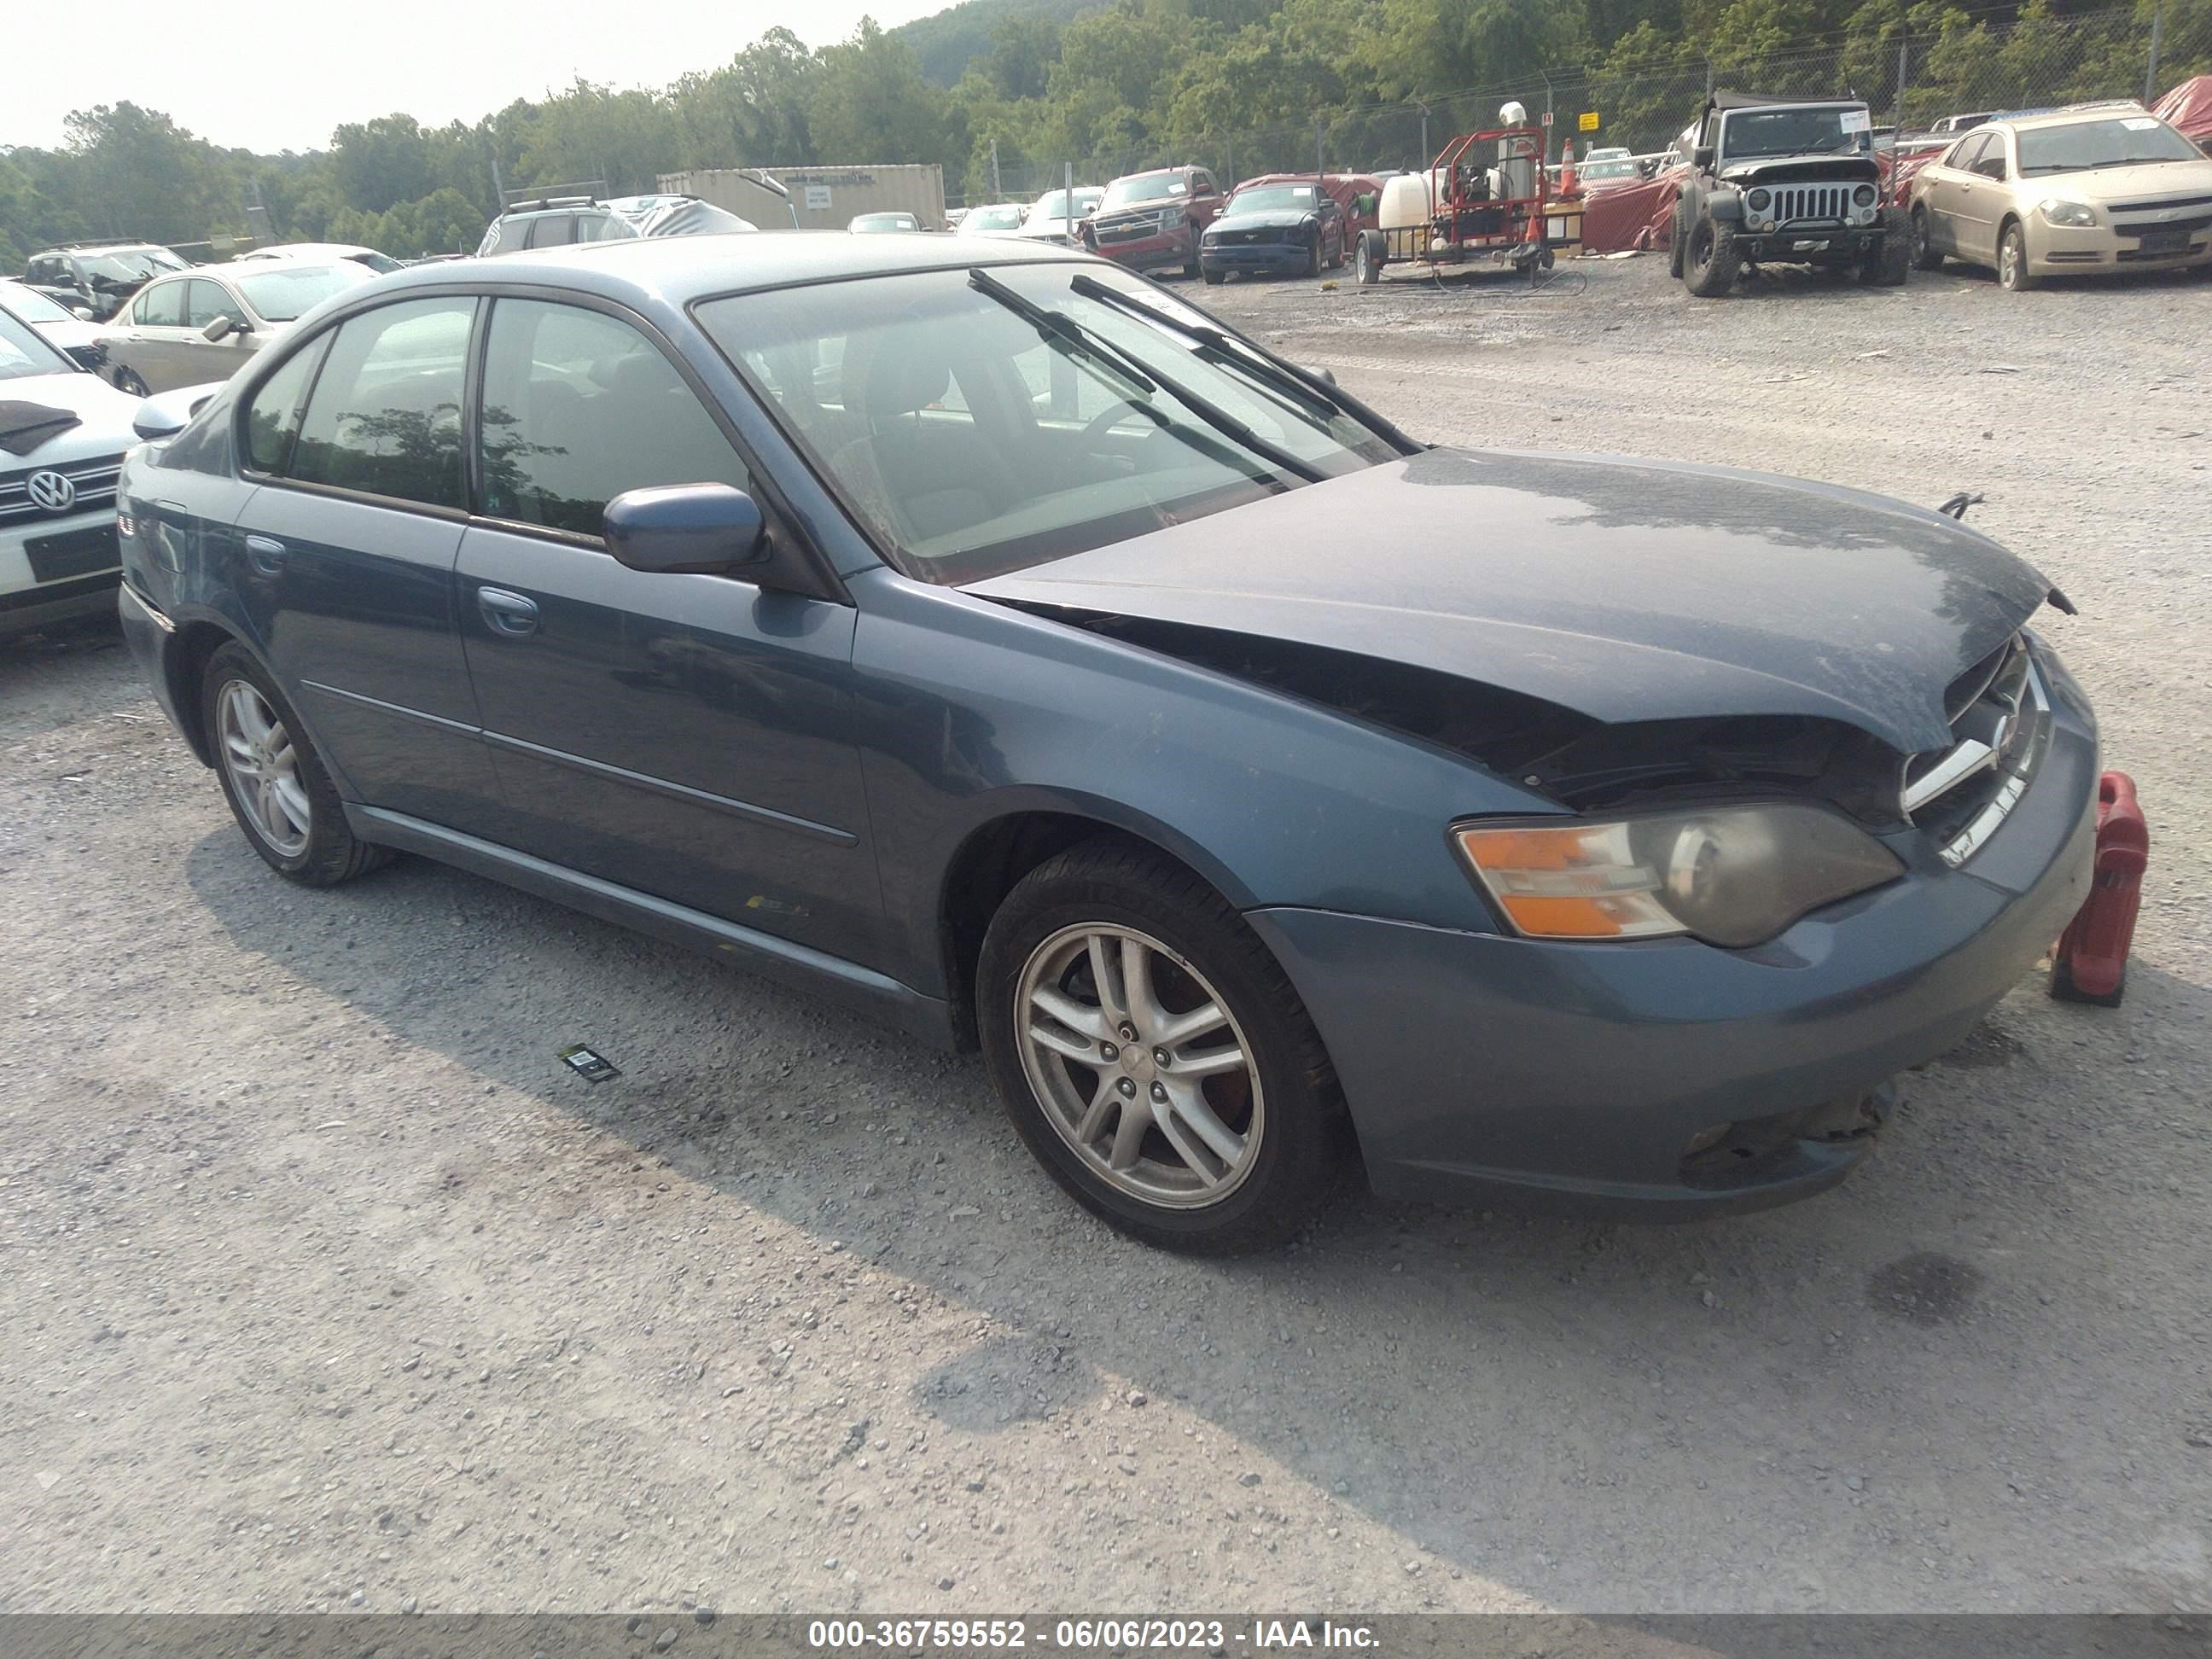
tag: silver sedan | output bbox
[95,262,380,394]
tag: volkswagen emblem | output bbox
[26,470,76,514]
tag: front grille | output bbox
[2105,191,2212,213]
[1098,220,1152,243]
[1767,184,1852,224]
[1903,634,2048,867]
[1219,229,1284,246]
[0,452,126,527]
[2114,213,2212,236]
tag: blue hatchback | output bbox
[117,235,2094,1252]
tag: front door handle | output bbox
[477,586,539,637]
[243,533,286,575]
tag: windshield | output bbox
[698,263,1398,582]
[851,213,918,231]
[0,311,73,380]
[2018,116,2201,175]
[1722,108,1868,160]
[83,249,186,288]
[1226,185,1318,213]
[0,281,73,323]
[1101,174,1187,209]
[1027,189,1103,222]
[346,250,403,272]
[233,263,375,321]
[961,205,1027,232]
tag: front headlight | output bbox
[1454,803,1904,948]
[2040,198,2097,227]
[1746,188,1771,212]
[1853,184,1877,208]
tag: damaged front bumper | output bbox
[1243,647,2099,1220]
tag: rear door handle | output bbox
[477,586,539,637]
[243,533,286,575]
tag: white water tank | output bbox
[1379,172,1434,231]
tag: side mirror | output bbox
[604,483,765,575]
[1693,145,1715,168]
[131,382,223,440]
[1310,366,1338,388]
[201,314,244,342]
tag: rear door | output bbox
[453,295,876,961]
[115,276,195,389]
[230,294,503,828]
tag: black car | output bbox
[20,242,193,322]
[1199,180,1348,282]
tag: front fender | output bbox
[846,568,1557,999]
[1707,187,1744,222]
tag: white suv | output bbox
[1,309,142,636]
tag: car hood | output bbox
[1720,153,1882,184]
[0,370,140,457]
[1208,208,1317,235]
[967,446,2062,757]
[2055,157,2212,202]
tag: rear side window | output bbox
[477,299,748,537]
[288,297,474,509]
[242,335,329,474]
[136,282,185,326]
[526,215,576,248]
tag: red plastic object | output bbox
[2051,771,2148,1006]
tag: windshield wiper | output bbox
[968,266,1323,484]
[1068,273,1422,453]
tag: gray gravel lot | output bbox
[3,253,2209,1619]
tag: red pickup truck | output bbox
[1080,166,1225,276]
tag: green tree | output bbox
[809,19,953,163]
[329,114,434,214]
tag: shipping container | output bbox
[657,165,948,232]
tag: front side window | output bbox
[135,282,187,327]
[2018,116,2202,176]
[242,335,330,474]
[184,279,238,329]
[478,299,748,537]
[527,215,577,248]
[573,212,638,244]
[287,297,474,509]
[700,263,1398,581]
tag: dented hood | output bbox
[967,447,2061,755]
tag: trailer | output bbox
[1353,125,1580,286]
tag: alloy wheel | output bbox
[217,678,311,857]
[1014,923,1264,1208]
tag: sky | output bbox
[4,0,949,156]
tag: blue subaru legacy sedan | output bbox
[115,235,2095,1253]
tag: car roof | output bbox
[1712,91,1865,112]
[348,231,1101,309]
[1991,103,2156,132]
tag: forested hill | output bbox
[894,0,1106,86]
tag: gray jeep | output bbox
[1671,92,1911,296]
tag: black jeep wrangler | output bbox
[1671,92,1911,296]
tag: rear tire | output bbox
[1682,217,1740,297]
[1668,209,1686,277]
[1911,205,1945,270]
[201,642,391,887]
[977,838,1348,1254]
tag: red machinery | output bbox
[1353,124,1566,285]
[2051,771,2148,1006]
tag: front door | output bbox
[230,294,501,828]
[453,296,877,963]
[178,278,261,387]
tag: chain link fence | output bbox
[958,3,2186,207]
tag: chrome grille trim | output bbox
[1771,184,1850,224]
[1933,661,2049,869]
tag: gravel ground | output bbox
[3,253,2209,1621]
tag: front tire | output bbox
[1998,220,2036,291]
[1303,230,1322,278]
[1201,267,1224,285]
[1682,217,1740,297]
[201,642,390,886]
[977,839,1348,1254]
[1860,212,1912,286]
[113,364,149,397]
[1911,205,1945,270]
